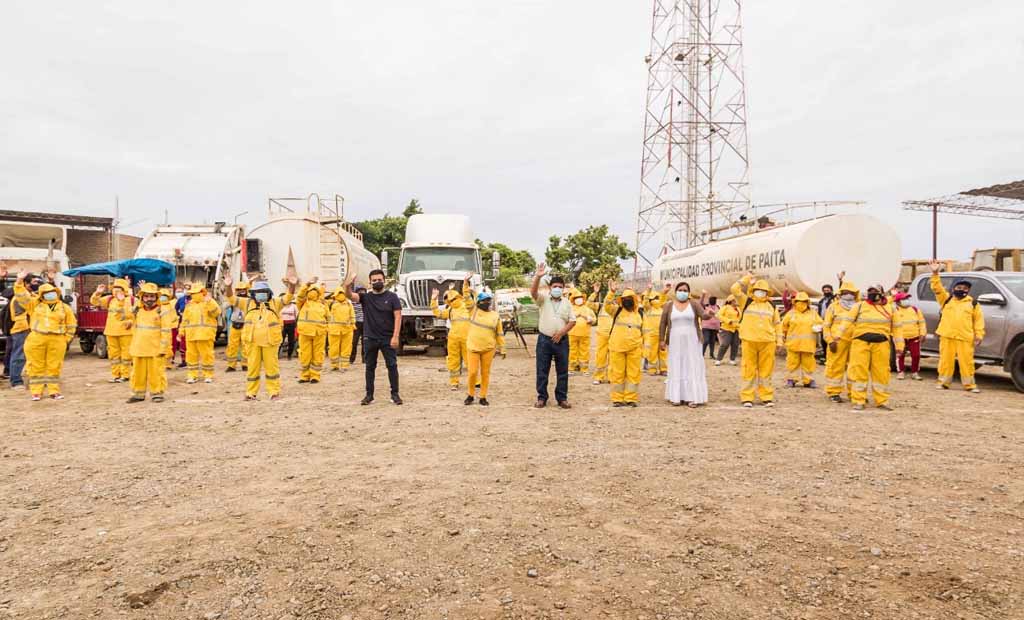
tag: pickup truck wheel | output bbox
[1010,345,1024,393]
[95,335,108,359]
[79,336,95,355]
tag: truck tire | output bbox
[95,334,108,360]
[1010,344,1024,393]
[79,336,95,355]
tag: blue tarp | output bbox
[64,258,177,286]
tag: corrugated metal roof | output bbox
[0,209,114,229]
[962,181,1024,201]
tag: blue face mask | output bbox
[550,287,563,299]
[254,292,270,303]
[43,292,59,302]
[675,290,690,302]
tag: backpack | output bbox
[610,305,643,330]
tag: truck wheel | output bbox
[95,335,108,359]
[79,337,95,355]
[1010,345,1024,393]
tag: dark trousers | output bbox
[364,337,399,398]
[897,337,922,373]
[701,328,719,358]
[889,338,898,372]
[282,323,297,358]
[349,322,364,363]
[535,333,569,403]
[716,330,739,362]
[2,333,11,376]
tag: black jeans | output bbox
[349,322,364,363]
[701,328,719,358]
[282,323,297,359]
[716,330,739,361]
[364,336,399,398]
[536,333,569,403]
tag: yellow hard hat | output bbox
[159,287,172,298]
[443,288,463,304]
[189,282,206,295]
[234,280,251,291]
[794,291,811,302]
[619,289,638,304]
[752,279,772,293]
[838,280,857,295]
[112,278,130,291]
[332,287,347,300]
[139,282,159,295]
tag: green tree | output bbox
[354,198,423,275]
[578,263,624,295]
[476,239,536,289]
[544,225,633,283]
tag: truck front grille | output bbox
[408,278,463,309]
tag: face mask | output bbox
[237,291,248,297]
[574,298,584,306]
[822,290,833,297]
[371,281,385,292]
[753,290,768,299]
[254,292,270,303]
[840,293,855,302]
[143,297,158,308]
[952,289,968,299]
[675,290,690,302]
[550,287,563,299]
[29,281,43,292]
[175,292,184,299]
[867,292,881,302]
[478,301,492,312]
[897,299,908,307]
[43,292,59,302]
[840,298,855,310]
[159,295,169,303]
[621,299,635,311]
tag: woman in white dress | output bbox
[658,282,715,407]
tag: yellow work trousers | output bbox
[593,332,610,382]
[740,340,775,403]
[824,339,852,397]
[130,356,165,399]
[329,330,354,370]
[786,350,816,385]
[937,337,977,390]
[467,349,496,398]
[225,327,250,369]
[246,345,281,397]
[644,331,667,375]
[848,339,891,407]
[107,334,133,379]
[25,333,68,397]
[609,347,642,404]
[299,333,326,381]
[445,336,468,386]
[569,334,591,372]
[186,339,215,381]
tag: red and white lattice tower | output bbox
[634,0,751,273]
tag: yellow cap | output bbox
[794,291,811,302]
[112,278,130,291]
[139,282,159,294]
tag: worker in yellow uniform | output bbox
[90,278,135,383]
[464,291,505,406]
[587,282,615,384]
[244,281,289,400]
[430,275,475,390]
[730,273,782,408]
[834,285,903,411]
[181,282,221,384]
[126,283,171,403]
[606,288,644,407]
[713,295,741,366]
[641,285,670,375]
[223,278,255,372]
[16,275,77,401]
[158,288,176,370]
[823,281,859,403]
[568,289,597,374]
[781,291,823,388]
[328,287,356,371]
[928,262,986,392]
[286,280,328,383]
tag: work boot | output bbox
[152,395,164,403]
[742,401,753,408]
[785,379,796,388]
[50,393,64,400]
[391,394,403,405]
[245,395,257,401]
[226,367,237,373]
[936,383,948,390]
[714,360,722,366]
[186,378,197,385]
[612,402,626,408]
[763,401,774,408]
[829,395,842,403]
[877,404,893,411]
[557,401,572,409]
[852,404,865,411]
[805,380,817,389]
[969,387,981,394]
[203,378,213,384]
[360,396,373,406]
[126,396,145,404]
[310,379,320,384]
[450,384,460,391]
[479,398,490,407]
[464,396,475,406]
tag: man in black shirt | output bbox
[347,269,402,405]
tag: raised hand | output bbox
[431,289,439,300]
[17,270,29,282]
[464,271,474,282]
[592,282,600,293]
[223,275,233,287]
[929,260,941,274]
[96,283,108,295]
[607,279,617,293]
[837,270,846,283]
[535,262,547,277]
[662,282,672,293]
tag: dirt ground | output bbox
[1,336,1022,620]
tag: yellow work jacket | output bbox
[128,305,170,357]
[27,297,78,342]
[716,304,740,333]
[589,292,615,336]
[10,282,33,334]
[569,303,596,337]
[823,302,857,344]
[90,291,135,337]
[642,294,667,334]
[432,288,475,341]
[181,297,221,342]
[466,309,505,353]
[894,305,927,340]
[781,307,823,353]
[226,294,257,329]
[837,301,904,349]
[605,301,643,352]
[243,299,284,347]
[288,287,328,337]
[731,276,782,344]
[328,298,356,335]
[930,275,985,342]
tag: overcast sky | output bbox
[2,1,1022,264]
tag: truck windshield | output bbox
[401,248,478,273]
[996,275,1024,300]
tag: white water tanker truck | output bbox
[651,213,902,297]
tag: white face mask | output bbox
[753,290,768,299]
[574,298,584,306]
[840,297,855,310]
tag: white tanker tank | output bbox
[652,214,901,297]
[245,203,380,292]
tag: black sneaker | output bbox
[829,395,842,403]
[360,396,373,406]
[126,396,145,404]
[464,396,475,405]
[391,394,403,405]
[310,379,320,384]
[479,398,489,406]
[298,379,310,384]
[226,367,237,373]
[613,402,626,408]
[626,402,638,408]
